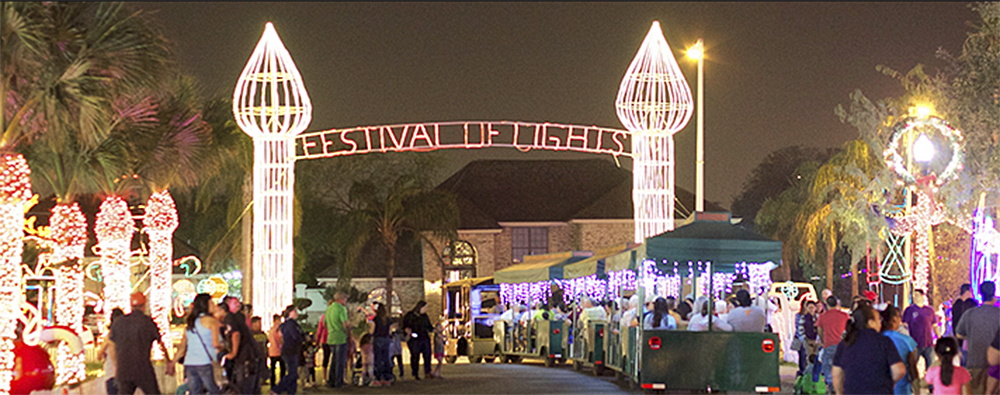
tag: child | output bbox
[299,332,317,388]
[924,337,971,395]
[359,333,374,386]
[390,324,405,381]
[431,320,445,378]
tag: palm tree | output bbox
[334,170,459,314]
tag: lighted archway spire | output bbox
[233,22,312,329]
[616,21,694,242]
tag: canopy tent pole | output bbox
[707,262,714,332]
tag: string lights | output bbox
[970,210,1000,302]
[48,203,87,385]
[889,190,947,292]
[143,190,178,359]
[616,21,694,243]
[0,154,30,395]
[233,22,312,330]
[94,195,135,319]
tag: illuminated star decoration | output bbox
[233,22,312,330]
[0,154,30,395]
[616,21,693,243]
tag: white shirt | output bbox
[687,313,733,332]
[725,306,767,332]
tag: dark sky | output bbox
[135,2,976,209]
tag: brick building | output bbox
[421,158,725,317]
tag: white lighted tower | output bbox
[616,21,694,243]
[233,23,312,328]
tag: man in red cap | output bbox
[109,291,175,394]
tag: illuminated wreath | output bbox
[883,115,964,186]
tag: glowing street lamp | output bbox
[913,134,934,164]
[233,23,312,329]
[686,39,705,213]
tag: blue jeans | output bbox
[184,364,220,395]
[328,343,349,388]
[821,344,837,393]
[105,378,118,395]
[373,337,393,382]
[917,346,935,370]
[272,354,300,395]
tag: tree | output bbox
[756,160,822,281]
[329,154,459,314]
[732,145,835,226]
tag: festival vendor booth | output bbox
[630,212,782,393]
[443,276,501,363]
[492,251,591,365]
[560,244,639,375]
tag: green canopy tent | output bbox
[562,243,639,280]
[493,251,593,285]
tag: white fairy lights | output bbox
[616,21,694,243]
[143,190,178,358]
[233,22,312,330]
[49,203,87,385]
[0,154,30,395]
[889,191,947,292]
[94,196,136,319]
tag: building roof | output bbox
[315,233,425,279]
[436,159,726,229]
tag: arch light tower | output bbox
[233,23,312,327]
[616,21,694,243]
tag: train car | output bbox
[603,212,784,393]
[491,251,592,366]
[443,277,501,363]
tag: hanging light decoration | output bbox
[233,22,313,330]
[889,190,947,292]
[0,154,30,395]
[48,202,87,385]
[616,21,694,243]
[94,196,135,320]
[143,190,178,359]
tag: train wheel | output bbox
[614,370,624,382]
[544,356,554,367]
[572,360,583,371]
[487,356,497,363]
[593,364,606,376]
[470,355,483,364]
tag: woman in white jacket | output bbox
[686,296,732,332]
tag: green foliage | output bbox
[733,145,835,225]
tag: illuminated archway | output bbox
[234,21,692,327]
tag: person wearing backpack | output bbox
[271,305,304,395]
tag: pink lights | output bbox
[143,190,178,357]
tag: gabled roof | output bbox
[437,159,726,229]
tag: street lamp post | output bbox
[687,39,705,213]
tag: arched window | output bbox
[442,240,477,283]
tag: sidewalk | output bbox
[35,362,180,395]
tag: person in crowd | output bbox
[110,292,175,395]
[643,297,677,330]
[831,302,906,395]
[686,296,733,332]
[403,300,434,380]
[97,308,125,395]
[924,336,971,395]
[390,319,405,381]
[431,320,446,378]
[664,296,683,325]
[794,299,818,376]
[314,300,330,386]
[904,289,940,372]
[950,284,978,366]
[676,296,694,321]
[579,296,608,347]
[726,289,767,332]
[986,329,999,395]
[175,294,223,395]
[301,332,317,389]
[817,295,849,392]
[267,314,284,387]
[323,291,350,388]
[369,302,394,386]
[955,281,1000,395]
[250,316,269,388]
[271,305,304,395]
[222,299,263,395]
[881,304,919,395]
[499,303,518,325]
[532,302,553,322]
[358,333,374,385]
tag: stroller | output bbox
[793,348,827,395]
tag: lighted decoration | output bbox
[172,279,196,318]
[879,229,911,285]
[143,190,178,360]
[889,190,947,291]
[616,21,694,243]
[0,153,30,395]
[969,210,1000,302]
[94,195,135,319]
[233,22,312,329]
[883,115,964,186]
[47,203,87,385]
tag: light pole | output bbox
[687,39,705,212]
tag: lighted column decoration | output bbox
[49,203,87,385]
[970,209,1000,302]
[233,22,312,328]
[0,154,30,395]
[142,190,178,358]
[94,196,135,318]
[889,189,947,292]
[616,21,694,243]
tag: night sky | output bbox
[135,2,976,209]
